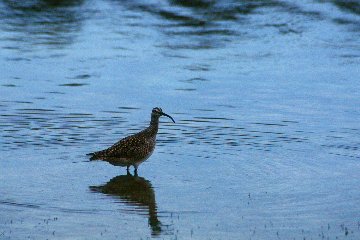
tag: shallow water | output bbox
[1,0,360,239]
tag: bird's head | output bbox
[152,107,175,123]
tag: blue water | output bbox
[1,0,360,239]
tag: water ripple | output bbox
[0,108,313,155]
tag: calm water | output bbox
[1,0,360,239]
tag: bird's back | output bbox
[89,128,156,164]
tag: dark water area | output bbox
[1,0,360,239]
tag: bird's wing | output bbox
[105,133,147,158]
[88,129,155,161]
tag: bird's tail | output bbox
[87,150,107,161]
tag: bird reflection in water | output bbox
[90,172,162,236]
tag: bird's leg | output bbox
[134,166,138,176]
[126,166,130,175]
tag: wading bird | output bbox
[88,107,175,175]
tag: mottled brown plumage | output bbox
[88,107,175,174]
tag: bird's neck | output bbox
[148,116,159,134]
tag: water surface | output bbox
[1,0,360,239]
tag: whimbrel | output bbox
[88,107,175,174]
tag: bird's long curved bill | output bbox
[161,112,175,123]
